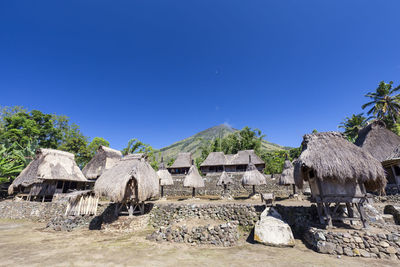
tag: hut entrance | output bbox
[114,178,145,217]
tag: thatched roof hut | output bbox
[82,146,122,180]
[169,152,192,168]
[157,160,173,186]
[279,159,295,186]
[355,120,400,162]
[241,159,266,186]
[94,153,159,203]
[227,150,264,166]
[183,164,204,188]
[168,152,192,174]
[217,171,233,186]
[201,152,226,167]
[9,148,87,195]
[294,132,386,192]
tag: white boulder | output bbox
[254,207,295,247]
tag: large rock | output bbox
[254,208,295,247]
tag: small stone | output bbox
[386,246,397,254]
[317,241,335,254]
[335,245,343,255]
[315,232,326,241]
[343,238,350,243]
[379,241,390,248]
[354,236,363,243]
[353,248,361,257]
[343,247,353,257]
[359,249,370,258]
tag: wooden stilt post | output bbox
[161,185,164,198]
[323,203,333,228]
[292,184,296,195]
[252,185,256,195]
[192,187,195,198]
[223,184,227,195]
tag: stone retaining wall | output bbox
[304,227,400,260]
[149,203,264,231]
[0,200,66,222]
[147,221,239,246]
[164,173,296,197]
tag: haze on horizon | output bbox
[1,1,399,150]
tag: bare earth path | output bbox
[0,220,398,267]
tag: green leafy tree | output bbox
[362,81,400,123]
[87,137,110,157]
[339,113,368,142]
[122,138,158,170]
[289,146,302,159]
[260,150,288,175]
[57,124,90,168]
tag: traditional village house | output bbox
[8,148,88,202]
[156,157,173,198]
[355,120,400,191]
[200,150,265,174]
[82,146,122,180]
[200,151,226,173]
[279,157,296,195]
[241,155,266,195]
[294,132,386,228]
[183,160,205,198]
[94,153,159,216]
[167,152,192,175]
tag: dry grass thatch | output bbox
[157,169,173,186]
[94,153,159,203]
[279,160,295,185]
[241,162,266,186]
[9,148,87,194]
[294,132,386,192]
[200,152,226,166]
[82,146,122,179]
[183,165,205,188]
[226,150,264,166]
[355,120,400,162]
[169,152,192,168]
[217,171,233,186]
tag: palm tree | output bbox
[339,114,367,142]
[362,81,400,123]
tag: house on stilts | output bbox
[294,132,386,228]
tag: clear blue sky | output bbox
[1,1,399,150]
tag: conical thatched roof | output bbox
[169,152,192,168]
[94,153,159,203]
[217,171,233,186]
[294,132,386,192]
[355,120,400,162]
[9,148,87,194]
[183,165,204,188]
[157,160,173,186]
[241,161,266,186]
[82,146,122,179]
[279,160,294,185]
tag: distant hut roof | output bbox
[217,171,233,186]
[355,120,400,162]
[9,148,87,194]
[200,152,226,167]
[226,150,264,165]
[294,132,386,192]
[279,160,295,185]
[382,144,400,166]
[183,164,205,188]
[82,146,122,179]
[94,153,159,203]
[169,152,192,168]
[241,158,266,186]
[157,159,173,186]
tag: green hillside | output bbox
[156,124,288,161]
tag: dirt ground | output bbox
[0,219,398,267]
